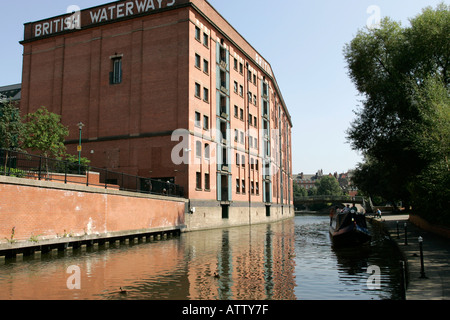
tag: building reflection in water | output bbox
[184,220,296,300]
[0,220,296,300]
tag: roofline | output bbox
[195,1,293,127]
[19,0,292,126]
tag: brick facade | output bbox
[19,0,295,228]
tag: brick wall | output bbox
[0,176,186,243]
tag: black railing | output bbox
[295,195,366,204]
[0,148,184,198]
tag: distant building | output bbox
[293,170,323,190]
[294,169,358,196]
[0,84,21,105]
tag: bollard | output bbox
[418,237,427,279]
[404,223,408,245]
[400,260,407,300]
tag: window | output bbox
[234,129,238,142]
[195,83,201,98]
[203,33,209,47]
[256,182,260,195]
[241,155,245,168]
[263,100,269,116]
[263,82,268,96]
[196,172,202,190]
[234,105,239,118]
[195,54,201,68]
[240,108,244,121]
[236,179,240,193]
[220,70,227,89]
[234,81,238,93]
[242,179,246,194]
[240,131,244,144]
[253,74,257,85]
[195,112,201,127]
[205,173,210,190]
[196,141,202,158]
[203,115,209,130]
[220,95,227,115]
[195,26,201,41]
[239,62,243,74]
[251,181,255,194]
[254,116,257,127]
[239,85,243,97]
[110,57,122,85]
[251,158,254,169]
[203,87,209,103]
[219,45,227,64]
[205,144,210,160]
[203,59,209,74]
[236,153,240,166]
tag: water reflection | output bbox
[0,215,402,300]
[183,222,296,300]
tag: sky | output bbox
[0,0,445,174]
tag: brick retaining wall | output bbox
[0,176,187,244]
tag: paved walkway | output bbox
[375,213,450,300]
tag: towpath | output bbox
[376,213,450,300]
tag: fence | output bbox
[0,148,184,198]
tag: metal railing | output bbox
[295,195,366,203]
[0,148,184,198]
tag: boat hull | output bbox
[330,224,371,246]
[329,210,371,247]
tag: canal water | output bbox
[0,214,403,300]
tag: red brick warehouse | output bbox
[20,0,295,230]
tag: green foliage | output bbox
[344,3,450,223]
[0,101,24,150]
[64,154,91,167]
[1,167,26,178]
[23,106,69,159]
[315,176,343,196]
[293,183,308,198]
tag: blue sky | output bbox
[0,0,444,174]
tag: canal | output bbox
[0,214,403,300]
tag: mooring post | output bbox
[400,260,407,300]
[404,223,408,246]
[418,237,427,279]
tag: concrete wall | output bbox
[186,200,295,232]
[0,176,187,243]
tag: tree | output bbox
[316,176,343,196]
[344,3,449,222]
[407,76,450,224]
[23,106,69,159]
[0,100,25,173]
